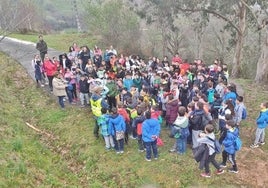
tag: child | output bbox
[132,108,146,151]
[195,124,224,178]
[250,102,268,148]
[109,107,126,154]
[220,120,239,173]
[170,106,189,154]
[117,102,131,144]
[142,111,161,161]
[97,108,115,150]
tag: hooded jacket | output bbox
[166,99,179,124]
[108,114,126,136]
[256,108,268,128]
[142,118,161,142]
[222,127,239,154]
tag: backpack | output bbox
[207,137,222,154]
[242,107,247,120]
[207,88,215,104]
[234,136,242,151]
[200,114,210,130]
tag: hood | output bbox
[91,93,101,101]
[194,109,205,116]
[173,116,189,128]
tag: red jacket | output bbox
[43,59,57,76]
[117,108,130,123]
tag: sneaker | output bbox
[80,105,85,108]
[145,158,151,162]
[200,172,211,178]
[216,169,225,175]
[250,144,259,148]
[120,151,124,154]
[259,142,265,145]
[228,169,239,174]
[130,135,137,140]
[169,149,176,153]
[116,151,120,154]
[138,149,144,152]
[40,84,45,87]
[154,157,158,160]
[219,164,227,168]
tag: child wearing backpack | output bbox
[220,120,240,173]
[195,124,224,178]
[250,102,268,148]
[170,106,189,154]
[97,108,115,150]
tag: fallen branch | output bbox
[25,122,53,138]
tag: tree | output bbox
[84,0,141,53]
[0,0,44,42]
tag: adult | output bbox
[43,54,57,91]
[90,86,109,139]
[52,72,67,109]
[36,35,48,62]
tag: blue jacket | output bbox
[142,118,161,142]
[223,92,237,106]
[222,127,239,154]
[108,114,126,136]
[256,109,268,129]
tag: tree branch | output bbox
[177,7,242,35]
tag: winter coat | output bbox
[79,79,89,93]
[106,81,119,97]
[256,109,268,129]
[108,114,126,136]
[118,108,130,123]
[166,99,179,124]
[197,133,216,155]
[52,77,67,97]
[43,59,57,76]
[222,127,239,154]
[142,118,161,142]
[97,114,110,136]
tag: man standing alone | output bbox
[36,35,48,62]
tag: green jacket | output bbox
[106,81,119,97]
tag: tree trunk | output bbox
[231,3,246,78]
[255,31,268,83]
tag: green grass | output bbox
[9,33,99,52]
[1,34,268,187]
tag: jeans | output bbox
[66,89,73,103]
[176,138,187,154]
[80,92,89,105]
[254,127,265,144]
[137,135,145,150]
[58,96,65,108]
[113,136,124,152]
[93,119,99,138]
[103,135,115,149]
[144,140,158,159]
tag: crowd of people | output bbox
[32,35,268,178]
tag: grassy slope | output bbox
[1,35,268,187]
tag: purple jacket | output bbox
[166,99,179,124]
